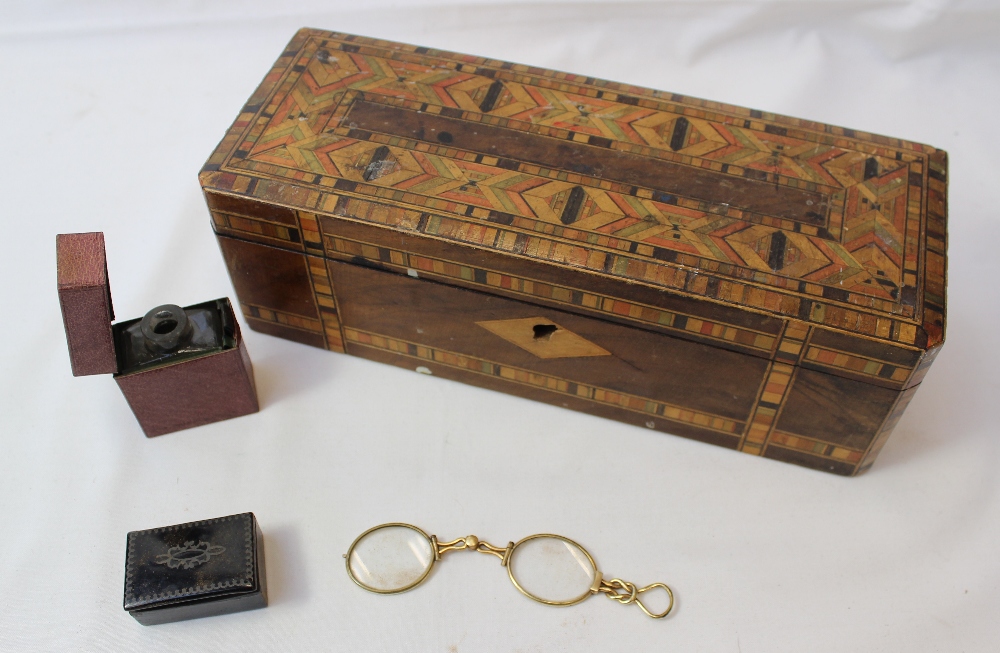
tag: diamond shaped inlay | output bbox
[476,317,611,359]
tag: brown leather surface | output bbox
[56,232,118,376]
[115,307,259,437]
[117,341,258,437]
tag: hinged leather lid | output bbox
[57,232,118,376]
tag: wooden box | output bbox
[200,29,947,475]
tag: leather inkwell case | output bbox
[56,232,260,436]
[123,513,268,625]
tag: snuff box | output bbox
[123,513,267,625]
[201,28,947,475]
[57,232,260,436]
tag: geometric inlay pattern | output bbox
[203,29,946,352]
[343,327,743,437]
[342,326,871,466]
[476,317,612,359]
[201,29,948,474]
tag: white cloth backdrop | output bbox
[1,1,997,650]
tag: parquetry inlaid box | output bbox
[201,28,947,475]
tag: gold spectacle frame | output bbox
[344,523,675,619]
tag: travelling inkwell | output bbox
[57,232,259,436]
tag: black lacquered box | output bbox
[123,513,268,625]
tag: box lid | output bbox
[124,513,261,612]
[56,232,117,376]
[201,29,947,369]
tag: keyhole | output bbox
[532,324,557,340]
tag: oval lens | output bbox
[508,535,597,605]
[347,524,435,593]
